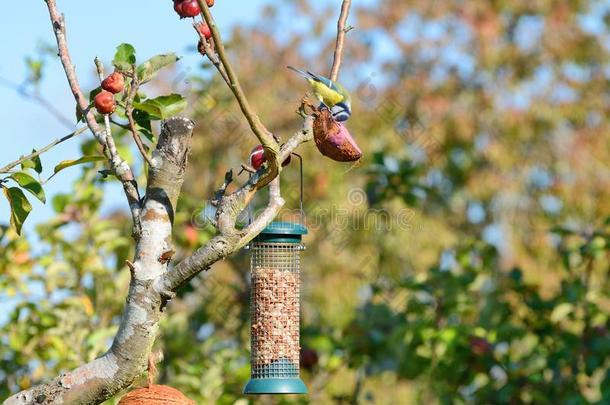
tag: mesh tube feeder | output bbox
[244,221,308,395]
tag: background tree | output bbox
[2,0,610,404]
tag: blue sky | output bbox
[0,0,278,234]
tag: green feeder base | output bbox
[244,359,308,395]
[244,377,307,395]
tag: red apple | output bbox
[196,22,212,39]
[101,72,124,94]
[469,336,492,356]
[174,0,200,18]
[94,91,116,115]
[250,145,265,170]
[249,145,291,170]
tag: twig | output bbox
[94,57,115,157]
[0,126,88,174]
[196,0,281,188]
[240,164,256,174]
[46,4,103,144]
[125,65,153,166]
[236,176,283,249]
[0,76,75,130]
[125,260,136,278]
[110,118,131,131]
[194,23,231,87]
[214,169,234,202]
[147,353,157,388]
[329,0,353,81]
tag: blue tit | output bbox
[287,66,352,122]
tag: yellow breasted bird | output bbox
[287,66,352,122]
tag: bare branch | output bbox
[236,177,283,249]
[240,164,256,174]
[45,0,141,228]
[0,76,75,130]
[212,169,234,206]
[329,0,353,81]
[0,126,88,174]
[125,65,153,166]
[94,57,117,160]
[194,23,231,87]
[109,118,131,131]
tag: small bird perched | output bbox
[287,66,352,122]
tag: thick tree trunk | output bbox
[4,117,195,405]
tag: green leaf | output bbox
[25,57,44,85]
[133,109,151,130]
[112,43,136,72]
[133,109,155,142]
[53,156,106,174]
[52,193,70,213]
[89,86,102,102]
[550,225,574,236]
[139,128,156,143]
[9,172,45,203]
[137,53,180,84]
[80,139,99,156]
[20,150,43,174]
[76,104,85,123]
[550,303,573,323]
[3,187,32,235]
[80,90,99,122]
[133,94,187,120]
[0,225,7,245]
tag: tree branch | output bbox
[0,76,75,130]
[196,0,281,188]
[194,23,231,87]
[45,0,141,230]
[4,117,194,405]
[125,65,153,166]
[236,177,283,249]
[329,0,353,82]
[93,57,117,165]
[161,116,314,292]
[0,126,88,174]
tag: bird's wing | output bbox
[334,82,351,103]
[311,80,344,106]
[307,71,340,92]
[287,66,345,105]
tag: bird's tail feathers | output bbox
[287,65,312,79]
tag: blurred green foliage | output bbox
[1,0,610,404]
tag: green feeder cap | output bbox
[254,221,308,244]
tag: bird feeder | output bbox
[244,221,308,395]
